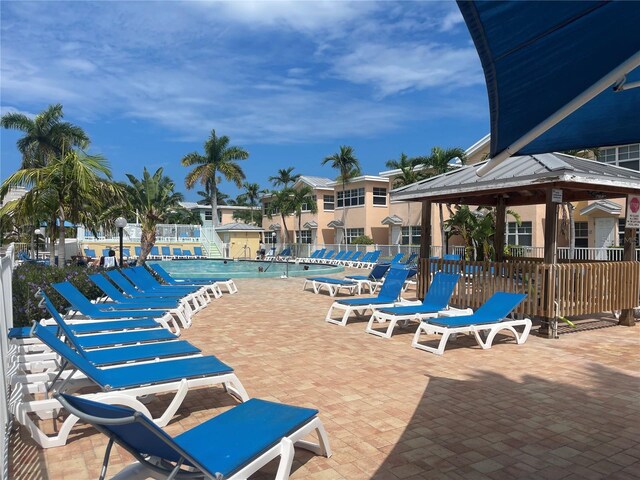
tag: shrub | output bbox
[11,263,103,327]
[350,235,374,245]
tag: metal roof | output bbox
[381,215,403,226]
[297,176,334,189]
[392,153,640,206]
[580,199,623,216]
[215,222,264,232]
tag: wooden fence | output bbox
[418,258,640,319]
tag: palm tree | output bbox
[236,182,265,224]
[181,129,248,226]
[266,188,295,245]
[322,145,361,243]
[269,167,300,189]
[1,104,89,168]
[414,147,466,254]
[122,168,185,264]
[290,185,317,255]
[1,151,118,266]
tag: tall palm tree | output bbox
[266,188,295,245]
[236,182,265,224]
[322,145,361,243]
[290,185,317,255]
[386,153,424,234]
[1,104,89,168]
[414,147,466,254]
[181,129,248,226]
[123,168,185,264]
[1,151,117,266]
[269,167,300,189]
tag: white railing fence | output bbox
[0,244,15,479]
[78,224,204,243]
[558,246,640,261]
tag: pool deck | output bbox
[9,269,640,479]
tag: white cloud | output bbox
[330,42,482,96]
[440,10,464,32]
[0,106,36,119]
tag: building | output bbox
[259,137,640,257]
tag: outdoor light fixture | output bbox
[34,228,42,259]
[115,217,127,266]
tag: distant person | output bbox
[101,249,118,269]
[258,241,266,260]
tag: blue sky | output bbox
[1,1,488,201]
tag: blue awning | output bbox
[458,1,640,173]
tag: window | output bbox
[597,144,640,171]
[401,226,422,245]
[204,211,212,221]
[267,233,277,244]
[263,201,279,215]
[337,188,365,207]
[301,195,317,212]
[373,187,387,206]
[575,221,588,248]
[507,221,532,246]
[619,219,640,247]
[345,228,364,244]
[297,230,312,244]
[323,195,335,211]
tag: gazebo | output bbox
[392,153,640,336]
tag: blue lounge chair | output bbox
[345,250,363,266]
[308,249,322,259]
[102,248,110,256]
[88,273,191,329]
[161,246,171,257]
[331,251,347,263]
[17,251,49,265]
[366,272,460,338]
[55,393,331,479]
[389,253,405,264]
[404,252,418,265]
[345,263,391,293]
[182,249,193,257]
[134,246,142,257]
[325,267,411,326]
[355,250,381,268]
[412,292,532,355]
[336,250,355,264]
[150,246,160,258]
[277,247,291,259]
[123,267,206,296]
[52,282,180,333]
[173,247,183,257]
[150,263,238,294]
[193,246,205,257]
[309,248,325,261]
[302,276,358,297]
[84,248,97,258]
[17,323,248,448]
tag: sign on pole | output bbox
[551,189,563,203]
[626,194,640,229]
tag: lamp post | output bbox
[34,228,42,259]
[115,217,128,267]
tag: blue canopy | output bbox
[458,1,640,173]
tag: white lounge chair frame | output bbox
[365,306,472,339]
[412,316,532,355]
[302,279,358,297]
[325,299,397,326]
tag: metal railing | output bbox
[78,224,203,243]
[0,244,15,478]
[558,246,640,261]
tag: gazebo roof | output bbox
[392,153,640,206]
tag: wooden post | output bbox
[494,195,506,262]
[420,200,432,260]
[620,199,637,326]
[418,200,432,300]
[544,189,559,264]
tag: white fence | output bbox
[558,246,640,261]
[0,244,15,478]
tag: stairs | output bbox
[204,242,223,259]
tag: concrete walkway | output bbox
[9,274,640,479]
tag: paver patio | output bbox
[9,271,640,479]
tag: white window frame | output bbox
[598,144,640,171]
[345,228,364,244]
[297,230,312,244]
[323,195,335,211]
[506,221,533,247]
[372,187,387,206]
[401,226,421,245]
[337,188,365,208]
[574,221,588,248]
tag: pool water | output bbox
[150,259,344,279]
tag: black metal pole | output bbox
[119,227,124,267]
[36,236,39,259]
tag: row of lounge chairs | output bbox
[84,245,207,260]
[303,249,418,268]
[307,265,532,355]
[8,266,331,479]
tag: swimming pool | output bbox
[149,259,344,279]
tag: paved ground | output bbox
[9,271,640,479]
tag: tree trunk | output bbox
[211,178,219,227]
[49,215,57,267]
[138,228,156,265]
[58,207,66,268]
[280,212,289,246]
[439,204,445,255]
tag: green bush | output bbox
[12,263,103,327]
[350,235,374,245]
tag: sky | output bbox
[0,0,489,201]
